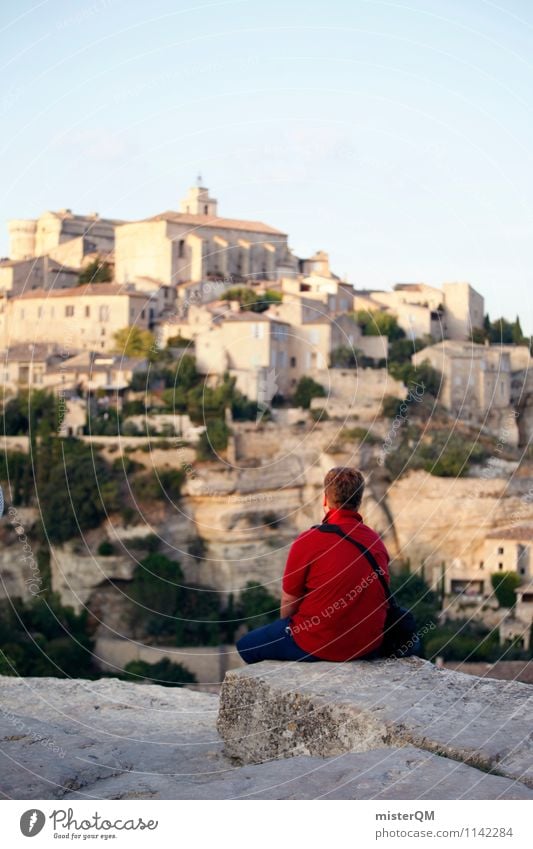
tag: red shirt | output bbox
[282,508,390,661]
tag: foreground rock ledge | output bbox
[217,658,533,788]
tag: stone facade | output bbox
[0,283,150,352]
[412,339,514,435]
[115,182,294,286]
[7,209,118,262]
[354,281,484,341]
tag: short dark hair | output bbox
[324,467,365,511]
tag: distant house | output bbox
[45,351,147,397]
[444,526,533,598]
[0,284,151,352]
[1,342,66,394]
[412,340,513,436]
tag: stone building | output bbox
[0,255,79,297]
[412,339,513,435]
[114,181,295,287]
[44,350,147,397]
[443,526,533,598]
[0,284,151,352]
[7,209,118,262]
[195,309,293,399]
[1,342,65,394]
[353,281,484,342]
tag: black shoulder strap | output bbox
[313,523,396,608]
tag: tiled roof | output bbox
[141,211,287,236]
[1,342,62,361]
[16,284,145,299]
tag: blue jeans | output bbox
[236,617,384,664]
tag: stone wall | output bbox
[94,636,243,683]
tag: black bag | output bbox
[314,523,418,658]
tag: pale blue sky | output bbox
[1,0,532,331]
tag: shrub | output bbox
[128,554,184,636]
[388,360,441,398]
[491,572,521,608]
[239,581,279,630]
[175,586,221,646]
[309,407,329,422]
[342,426,379,444]
[293,376,326,409]
[39,440,120,543]
[122,658,196,687]
[78,257,112,284]
[355,310,405,340]
[329,345,361,368]
[196,420,230,459]
[97,540,115,556]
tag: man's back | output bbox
[282,507,390,661]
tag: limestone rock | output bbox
[217,659,533,787]
[2,676,531,801]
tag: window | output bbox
[479,561,484,569]
[141,309,146,319]
[85,306,90,317]
[290,356,296,368]
[99,305,109,322]
[37,306,43,318]
[251,323,264,339]
[204,205,208,215]
[500,380,505,397]
[497,547,504,555]
[101,328,106,336]
[498,562,504,570]
[178,240,185,259]
[277,350,286,368]
[164,288,168,299]
[149,308,154,319]
[65,305,74,317]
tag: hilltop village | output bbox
[1,180,532,684]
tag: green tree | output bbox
[175,586,221,646]
[128,554,184,636]
[512,315,526,345]
[329,345,364,368]
[388,336,430,365]
[491,572,521,608]
[389,569,440,643]
[224,287,282,313]
[78,257,113,284]
[39,440,119,543]
[113,326,156,359]
[239,582,279,630]
[293,376,326,409]
[3,390,58,436]
[388,359,441,398]
[355,310,405,341]
[196,420,230,459]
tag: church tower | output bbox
[179,175,218,216]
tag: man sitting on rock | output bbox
[237,466,417,663]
